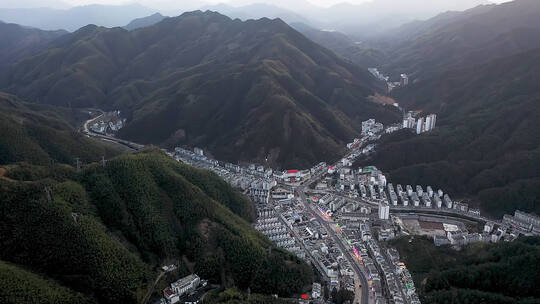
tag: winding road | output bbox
[81,110,145,151]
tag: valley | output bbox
[1,1,540,304]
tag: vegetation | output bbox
[330,288,355,304]
[0,92,121,166]
[0,150,312,303]
[360,49,540,217]
[204,288,296,304]
[0,261,92,304]
[389,236,540,303]
[0,21,65,67]
[378,0,540,79]
[1,11,399,168]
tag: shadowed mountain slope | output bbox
[1,11,400,168]
[362,49,540,217]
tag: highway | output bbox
[296,184,371,304]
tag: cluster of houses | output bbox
[340,220,420,304]
[254,207,305,259]
[89,111,126,134]
[503,210,540,235]
[402,112,437,134]
[367,68,409,92]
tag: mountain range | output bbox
[1,11,399,168]
[0,0,493,36]
[357,0,540,218]
[124,12,167,31]
[376,0,540,80]
[0,4,154,31]
[0,21,66,67]
[0,91,312,303]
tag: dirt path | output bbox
[141,271,165,304]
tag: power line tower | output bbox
[101,156,106,168]
[75,158,81,172]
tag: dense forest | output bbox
[0,92,121,166]
[389,236,540,304]
[0,150,313,303]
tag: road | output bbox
[296,185,370,304]
[81,110,145,151]
[141,271,166,304]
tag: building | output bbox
[443,194,452,209]
[171,274,200,297]
[402,112,415,129]
[312,282,322,299]
[503,210,540,234]
[427,114,437,130]
[416,117,424,134]
[249,180,273,204]
[362,119,384,136]
[406,185,413,196]
[378,201,390,220]
[164,274,201,304]
[426,186,434,198]
[433,235,450,246]
[163,288,180,304]
[400,74,409,86]
[416,185,423,197]
[193,147,204,156]
[271,187,293,200]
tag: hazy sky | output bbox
[0,0,514,10]
[1,0,513,9]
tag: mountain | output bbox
[0,92,121,166]
[361,48,540,218]
[124,12,167,31]
[390,236,540,303]
[1,11,400,168]
[378,0,540,80]
[292,23,386,68]
[0,4,154,31]
[0,21,66,67]
[202,3,312,25]
[0,149,313,303]
[310,0,490,38]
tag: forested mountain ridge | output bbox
[362,48,540,218]
[0,92,121,166]
[1,10,400,168]
[377,0,540,80]
[390,236,540,303]
[0,21,66,67]
[124,12,167,30]
[0,150,313,303]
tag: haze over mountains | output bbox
[377,0,540,80]
[0,0,499,33]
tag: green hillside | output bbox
[378,0,540,80]
[1,11,399,168]
[0,261,92,304]
[0,92,121,166]
[0,21,66,67]
[390,236,540,303]
[360,48,540,218]
[0,150,312,303]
